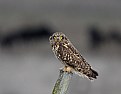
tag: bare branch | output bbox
[52,69,73,94]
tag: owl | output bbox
[49,32,98,80]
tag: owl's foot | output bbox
[63,66,73,73]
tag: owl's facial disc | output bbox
[53,35,63,42]
[49,32,65,43]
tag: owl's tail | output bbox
[88,69,98,80]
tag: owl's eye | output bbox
[60,35,64,40]
[53,36,56,40]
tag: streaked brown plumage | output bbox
[49,32,98,80]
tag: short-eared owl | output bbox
[49,32,98,80]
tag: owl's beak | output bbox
[56,37,62,42]
[56,37,60,41]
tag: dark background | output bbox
[0,0,121,94]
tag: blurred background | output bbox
[0,0,121,94]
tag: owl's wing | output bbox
[67,42,98,80]
[67,42,86,62]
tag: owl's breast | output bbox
[55,43,79,67]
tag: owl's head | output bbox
[49,32,68,45]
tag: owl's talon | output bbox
[63,66,72,73]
